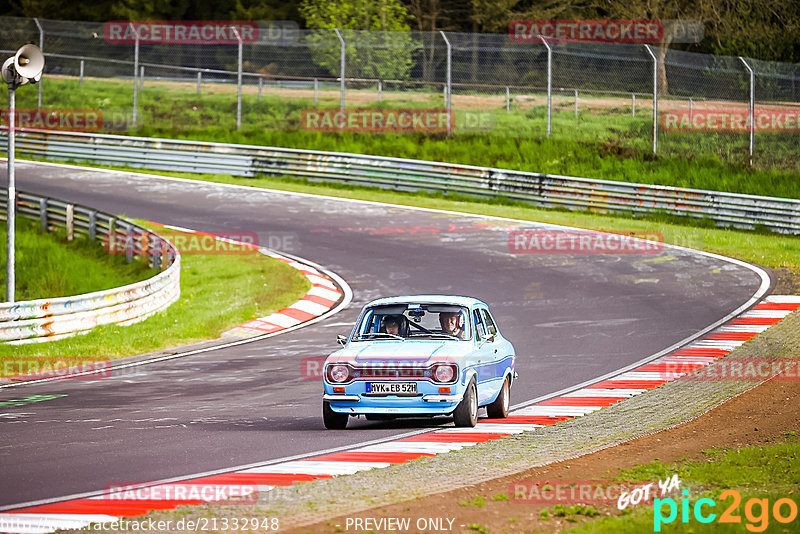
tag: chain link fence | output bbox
[0,16,798,170]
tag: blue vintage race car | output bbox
[322,295,516,429]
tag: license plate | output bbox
[367,382,417,395]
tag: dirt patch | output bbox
[285,375,800,534]
[773,267,800,295]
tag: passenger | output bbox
[439,311,464,339]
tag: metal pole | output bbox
[540,36,552,137]
[139,66,144,91]
[644,45,658,153]
[258,77,263,102]
[34,18,43,108]
[574,89,578,118]
[378,80,382,102]
[196,71,201,95]
[739,56,755,164]
[6,86,15,302]
[130,22,138,127]
[440,31,452,135]
[334,29,345,113]
[632,94,636,117]
[79,60,84,86]
[506,86,510,113]
[231,26,243,130]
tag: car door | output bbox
[469,307,497,405]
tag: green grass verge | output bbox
[0,217,155,301]
[564,437,800,533]
[4,76,799,198]
[0,221,311,360]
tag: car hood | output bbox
[327,339,472,364]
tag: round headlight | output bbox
[433,365,455,383]
[329,364,350,383]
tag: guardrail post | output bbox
[79,60,84,86]
[34,17,43,108]
[196,71,201,95]
[739,56,755,165]
[40,198,48,231]
[88,210,96,241]
[65,204,74,241]
[644,45,658,153]
[539,35,552,137]
[124,226,133,264]
[334,29,345,114]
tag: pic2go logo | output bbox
[654,489,798,532]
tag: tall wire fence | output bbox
[0,16,798,170]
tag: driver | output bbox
[383,315,403,336]
[438,311,464,339]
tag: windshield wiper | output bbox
[359,332,405,341]
[408,333,460,340]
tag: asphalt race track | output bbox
[0,161,769,508]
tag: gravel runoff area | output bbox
[102,306,800,533]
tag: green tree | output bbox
[300,0,417,81]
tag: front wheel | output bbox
[323,400,349,429]
[486,376,510,418]
[453,380,478,427]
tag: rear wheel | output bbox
[486,377,510,419]
[453,380,478,427]
[323,401,349,429]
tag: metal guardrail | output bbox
[5,129,800,234]
[0,189,181,343]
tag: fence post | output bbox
[79,60,84,86]
[539,36,552,137]
[88,210,96,241]
[644,45,658,154]
[440,31,452,135]
[632,93,636,117]
[130,22,138,127]
[334,29,345,114]
[506,86,510,113]
[34,17,43,108]
[378,79,382,102]
[139,66,144,91]
[739,56,755,165]
[231,25,243,130]
[197,71,201,95]
[258,77,263,101]
[574,89,578,118]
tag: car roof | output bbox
[364,295,489,308]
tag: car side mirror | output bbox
[479,333,494,347]
[336,334,347,346]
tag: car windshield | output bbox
[354,303,471,341]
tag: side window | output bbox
[473,309,486,340]
[481,309,497,336]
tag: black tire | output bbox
[486,377,510,419]
[453,379,478,427]
[322,401,349,429]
